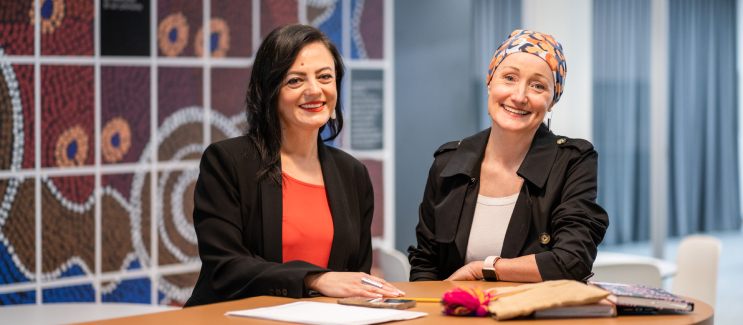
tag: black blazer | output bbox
[408,125,609,282]
[184,135,374,307]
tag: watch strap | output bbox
[482,256,500,281]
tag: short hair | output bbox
[245,24,345,184]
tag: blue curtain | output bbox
[668,0,741,235]
[472,0,521,130]
[592,0,652,245]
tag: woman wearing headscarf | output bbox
[185,24,402,307]
[408,30,609,283]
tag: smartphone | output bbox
[337,297,417,310]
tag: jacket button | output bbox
[269,289,275,295]
[557,138,566,145]
[540,232,551,244]
[470,178,476,184]
[282,289,288,296]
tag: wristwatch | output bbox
[482,256,501,281]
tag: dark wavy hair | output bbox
[245,24,345,184]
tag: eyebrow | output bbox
[501,65,550,81]
[286,66,333,76]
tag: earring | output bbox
[547,109,553,132]
[330,109,336,120]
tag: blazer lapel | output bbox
[318,140,351,271]
[261,177,283,263]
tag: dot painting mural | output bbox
[0,0,393,307]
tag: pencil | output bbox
[400,298,441,303]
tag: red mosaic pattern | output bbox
[211,0,252,57]
[211,67,250,118]
[158,0,202,57]
[15,65,35,169]
[0,1,34,55]
[260,0,297,38]
[360,0,383,59]
[0,64,34,170]
[41,65,94,168]
[101,66,150,164]
[158,67,202,123]
[40,0,94,56]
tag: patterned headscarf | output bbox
[487,30,567,104]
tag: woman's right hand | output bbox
[304,272,405,298]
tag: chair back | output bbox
[672,235,722,307]
[375,247,411,283]
[591,263,663,288]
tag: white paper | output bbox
[225,301,427,325]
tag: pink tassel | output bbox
[441,286,496,317]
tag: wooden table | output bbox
[75,281,714,325]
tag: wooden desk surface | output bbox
[76,281,714,325]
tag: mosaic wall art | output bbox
[0,0,392,307]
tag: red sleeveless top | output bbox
[281,172,334,268]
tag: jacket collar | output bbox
[440,124,558,188]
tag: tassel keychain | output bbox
[441,286,527,317]
[441,287,496,317]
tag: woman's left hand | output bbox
[445,261,484,281]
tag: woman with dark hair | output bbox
[408,30,609,283]
[185,24,402,307]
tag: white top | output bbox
[464,193,519,264]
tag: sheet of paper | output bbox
[226,301,427,325]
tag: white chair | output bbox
[591,263,663,288]
[375,247,411,283]
[671,235,722,307]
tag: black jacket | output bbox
[408,125,609,282]
[184,135,374,307]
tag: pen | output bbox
[361,277,383,289]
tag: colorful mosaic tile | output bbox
[158,67,203,161]
[101,66,150,164]
[0,0,34,55]
[0,290,35,305]
[310,0,343,55]
[102,278,151,304]
[159,271,197,306]
[0,63,34,170]
[42,176,95,278]
[210,0,251,57]
[38,0,95,56]
[101,173,150,273]
[157,169,198,267]
[351,0,383,59]
[0,178,35,285]
[42,284,95,303]
[260,0,297,38]
[211,67,249,139]
[41,65,94,168]
[158,0,202,57]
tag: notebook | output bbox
[533,298,616,318]
[590,282,694,312]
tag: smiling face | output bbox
[277,42,337,134]
[487,52,555,135]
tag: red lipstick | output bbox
[299,100,325,112]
